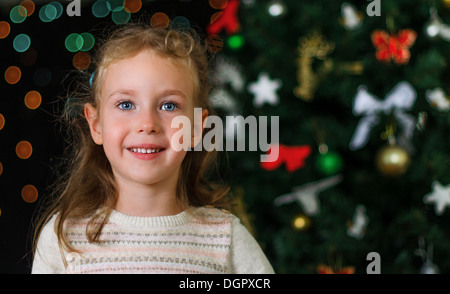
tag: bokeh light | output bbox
[124,0,142,13]
[80,33,95,51]
[73,52,92,70]
[292,214,311,231]
[0,113,4,130]
[24,91,42,109]
[5,66,22,85]
[33,67,52,87]
[92,0,111,18]
[39,4,53,22]
[227,34,244,50]
[44,4,57,20]
[171,16,190,31]
[20,48,38,66]
[0,21,11,39]
[21,185,38,203]
[10,5,27,24]
[13,34,31,53]
[0,161,2,176]
[210,11,222,24]
[65,33,84,52]
[107,0,125,12]
[209,0,228,9]
[150,12,170,28]
[16,140,32,159]
[49,1,64,19]
[20,0,35,16]
[39,2,63,22]
[112,9,131,24]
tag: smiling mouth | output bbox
[129,148,165,154]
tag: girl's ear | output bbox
[191,108,208,148]
[84,103,103,145]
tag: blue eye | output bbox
[161,102,177,111]
[118,101,134,110]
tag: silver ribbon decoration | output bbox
[349,81,417,151]
[274,174,343,216]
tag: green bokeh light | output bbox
[227,34,245,50]
[92,0,111,18]
[80,33,95,51]
[13,34,31,53]
[171,16,190,32]
[49,1,64,19]
[65,33,84,52]
[112,9,131,25]
[107,0,125,12]
[10,5,27,24]
[44,4,57,21]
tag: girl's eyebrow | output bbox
[159,89,187,100]
[107,89,136,99]
[107,89,188,100]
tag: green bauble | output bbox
[315,151,343,175]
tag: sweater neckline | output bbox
[108,208,193,228]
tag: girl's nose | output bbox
[137,110,160,134]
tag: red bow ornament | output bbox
[260,144,311,173]
[371,29,417,64]
[207,0,241,35]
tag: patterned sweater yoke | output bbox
[64,207,235,274]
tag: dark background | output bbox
[0,0,217,274]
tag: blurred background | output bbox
[0,0,449,274]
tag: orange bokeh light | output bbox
[73,52,91,70]
[209,0,228,9]
[22,184,38,203]
[25,91,42,109]
[0,21,11,39]
[5,66,21,84]
[16,140,32,159]
[150,12,170,29]
[0,161,3,176]
[20,0,35,16]
[0,113,4,130]
[124,0,142,13]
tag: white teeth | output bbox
[130,148,161,154]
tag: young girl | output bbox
[31,23,274,274]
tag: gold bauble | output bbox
[375,145,411,177]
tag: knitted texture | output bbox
[64,207,234,274]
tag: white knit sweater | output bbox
[32,206,274,274]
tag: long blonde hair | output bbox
[33,23,230,260]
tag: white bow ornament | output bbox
[349,81,417,151]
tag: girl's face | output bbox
[85,50,203,192]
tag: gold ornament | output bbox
[294,32,335,101]
[375,144,411,177]
[294,32,363,101]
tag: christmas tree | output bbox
[213,0,450,274]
